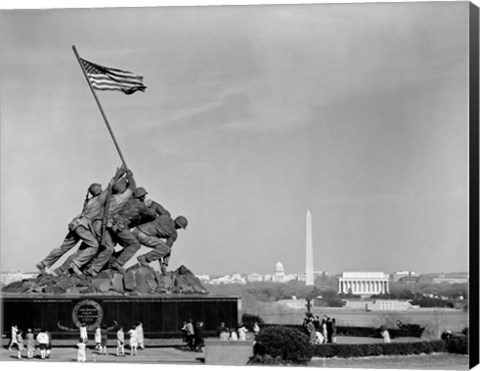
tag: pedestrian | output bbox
[16,329,25,359]
[181,321,188,344]
[135,322,145,350]
[322,317,328,344]
[306,318,316,345]
[253,322,260,336]
[26,329,35,359]
[331,318,337,344]
[230,328,238,341]
[128,326,138,356]
[381,326,391,343]
[8,323,19,351]
[326,317,333,343]
[100,324,108,355]
[116,326,125,356]
[77,338,87,362]
[217,322,226,338]
[219,327,230,341]
[193,321,205,352]
[79,323,88,344]
[315,329,324,344]
[237,323,248,341]
[185,319,195,350]
[313,315,321,332]
[95,326,101,350]
[36,329,49,359]
[45,330,52,358]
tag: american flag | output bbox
[81,58,147,95]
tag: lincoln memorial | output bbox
[338,272,390,295]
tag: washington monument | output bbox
[306,210,314,286]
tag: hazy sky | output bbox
[0,2,470,275]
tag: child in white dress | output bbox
[116,327,125,356]
[95,327,101,350]
[77,338,87,362]
[128,326,138,356]
[16,330,24,359]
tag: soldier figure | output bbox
[105,186,158,271]
[36,167,126,274]
[135,214,188,274]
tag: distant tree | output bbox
[410,297,454,308]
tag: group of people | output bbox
[77,321,145,362]
[8,324,51,360]
[217,322,258,341]
[303,313,337,345]
[35,166,188,276]
[180,319,205,352]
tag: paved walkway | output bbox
[0,345,204,364]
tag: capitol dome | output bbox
[275,261,285,274]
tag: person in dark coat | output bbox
[193,321,204,352]
[100,324,108,354]
[313,315,321,332]
[326,317,333,343]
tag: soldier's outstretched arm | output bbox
[147,200,171,217]
[126,169,137,190]
[98,166,126,204]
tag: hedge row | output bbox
[311,340,445,358]
[262,324,423,338]
[444,335,468,354]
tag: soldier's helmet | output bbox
[88,183,102,196]
[112,179,128,194]
[175,216,188,229]
[133,187,148,198]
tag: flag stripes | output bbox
[81,58,147,95]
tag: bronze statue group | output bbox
[36,166,188,276]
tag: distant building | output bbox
[272,261,286,282]
[432,275,469,284]
[391,271,419,282]
[210,272,246,285]
[1,271,37,286]
[345,299,418,311]
[247,273,263,282]
[263,274,272,281]
[269,261,296,283]
[399,276,419,283]
[338,272,390,295]
[196,274,211,283]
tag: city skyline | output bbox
[1,3,470,276]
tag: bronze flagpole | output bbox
[72,45,130,246]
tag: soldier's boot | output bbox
[36,262,46,273]
[160,262,168,275]
[137,255,149,267]
[53,267,66,276]
[69,262,84,276]
[109,261,125,274]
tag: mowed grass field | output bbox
[309,353,470,369]
[255,306,469,333]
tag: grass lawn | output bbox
[309,353,469,370]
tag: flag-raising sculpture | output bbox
[36,47,187,278]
